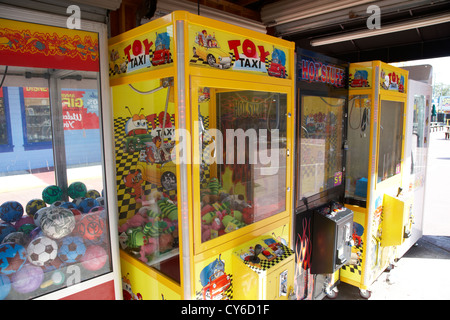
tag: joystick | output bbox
[249,244,262,264]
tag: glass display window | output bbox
[298,95,345,200]
[0,66,112,299]
[377,100,404,182]
[112,77,180,283]
[345,95,371,206]
[411,95,427,177]
[193,78,290,248]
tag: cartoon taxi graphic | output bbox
[268,48,286,78]
[152,32,171,66]
[110,49,127,74]
[202,270,231,300]
[350,70,369,87]
[193,30,232,69]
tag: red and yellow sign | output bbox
[0,18,99,72]
[189,23,290,79]
[108,25,173,80]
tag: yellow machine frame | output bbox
[341,61,409,296]
[109,11,295,300]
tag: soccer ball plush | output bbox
[40,207,75,240]
[68,182,87,200]
[85,189,101,199]
[26,236,58,267]
[76,213,106,242]
[96,197,105,207]
[72,197,86,207]
[33,206,51,228]
[42,185,63,204]
[11,264,43,294]
[80,245,108,271]
[0,274,11,300]
[77,198,100,214]
[58,236,86,263]
[0,223,16,243]
[50,200,65,207]
[1,232,27,246]
[0,243,27,275]
[59,201,77,210]
[0,201,24,223]
[25,199,46,217]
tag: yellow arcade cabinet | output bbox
[342,61,409,298]
[108,11,295,300]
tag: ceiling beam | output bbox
[185,0,261,21]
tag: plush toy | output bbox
[201,224,211,242]
[222,215,246,230]
[159,233,174,253]
[211,217,222,231]
[139,237,158,263]
[201,211,216,224]
[158,199,178,221]
[201,204,215,217]
[207,178,221,195]
[231,210,243,221]
[201,193,220,205]
[118,212,148,233]
[126,227,146,248]
[242,205,254,225]
[142,190,163,214]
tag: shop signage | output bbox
[380,67,406,93]
[189,23,291,79]
[298,57,346,88]
[109,25,173,80]
[0,18,99,72]
[23,87,99,130]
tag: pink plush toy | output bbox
[201,204,215,217]
[201,224,211,242]
[139,237,158,263]
[118,212,147,233]
[211,217,222,231]
[159,233,174,253]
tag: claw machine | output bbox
[109,11,295,300]
[342,61,408,299]
[293,49,353,300]
[396,64,432,258]
[0,6,121,299]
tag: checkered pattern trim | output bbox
[243,245,294,274]
[189,52,288,78]
[341,242,364,276]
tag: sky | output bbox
[393,56,450,85]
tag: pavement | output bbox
[327,130,450,300]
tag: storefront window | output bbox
[0,66,112,299]
[22,88,52,148]
[378,100,404,182]
[298,96,345,199]
[199,88,287,243]
[345,95,371,205]
[113,78,179,282]
[0,89,11,150]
